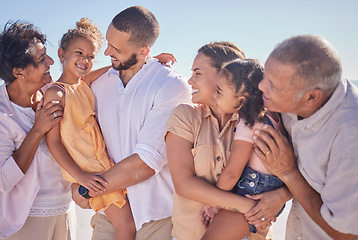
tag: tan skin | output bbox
[70,25,176,210]
[6,40,63,174]
[253,57,357,239]
[201,65,290,240]
[166,53,290,240]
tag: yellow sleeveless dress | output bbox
[53,80,126,212]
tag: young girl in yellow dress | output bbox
[44,18,175,240]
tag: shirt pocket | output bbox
[191,144,216,183]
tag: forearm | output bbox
[46,137,83,178]
[284,170,356,239]
[177,174,256,214]
[12,127,44,173]
[90,153,155,197]
[216,171,241,191]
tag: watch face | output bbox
[78,185,88,196]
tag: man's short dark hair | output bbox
[112,6,160,47]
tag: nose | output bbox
[188,76,194,85]
[46,55,54,66]
[104,46,111,56]
[258,77,266,92]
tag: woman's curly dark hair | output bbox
[0,21,46,85]
[221,59,265,127]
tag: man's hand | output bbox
[71,183,91,209]
[252,124,297,181]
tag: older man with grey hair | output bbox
[253,35,358,239]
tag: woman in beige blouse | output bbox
[165,42,291,240]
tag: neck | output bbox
[298,87,336,119]
[120,59,146,87]
[210,105,233,131]
[58,71,81,84]
[6,81,41,108]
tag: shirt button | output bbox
[249,182,255,188]
[216,156,221,161]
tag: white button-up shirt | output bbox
[91,58,191,230]
[283,79,358,239]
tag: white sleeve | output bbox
[134,74,191,174]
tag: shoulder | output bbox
[43,83,65,105]
[168,104,201,126]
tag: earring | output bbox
[21,76,24,79]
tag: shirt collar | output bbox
[202,104,239,122]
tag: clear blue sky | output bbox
[1,0,357,81]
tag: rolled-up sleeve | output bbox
[134,75,191,174]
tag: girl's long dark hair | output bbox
[221,59,265,127]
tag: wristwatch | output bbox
[78,185,92,199]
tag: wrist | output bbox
[281,168,300,185]
[78,185,92,199]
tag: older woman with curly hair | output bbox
[0,21,74,239]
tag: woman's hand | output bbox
[75,171,107,194]
[33,99,63,135]
[200,205,219,229]
[244,189,289,230]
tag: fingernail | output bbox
[254,130,260,134]
[263,125,268,129]
[253,135,257,140]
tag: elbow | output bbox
[172,178,191,198]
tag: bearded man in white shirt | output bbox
[252,35,358,240]
[72,6,191,240]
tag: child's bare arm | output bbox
[43,86,107,193]
[82,66,112,85]
[216,140,252,191]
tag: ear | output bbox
[12,67,24,80]
[305,89,323,106]
[58,48,65,63]
[138,46,150,59]
[235,96,247,110]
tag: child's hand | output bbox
[154,53,177,66]
[200,205,219,229]
[75,171,107,193]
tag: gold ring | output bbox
[265,150,270,156]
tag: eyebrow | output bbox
[192,67,201,72]
[109,43,120,51]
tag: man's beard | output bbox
[113,53,138,71]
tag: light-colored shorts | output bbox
[90,212,172,240]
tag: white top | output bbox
[10,103,72,218]
[0,84,71,238]
[283,79,358,239]
[91,58,191,230]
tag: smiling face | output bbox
[188,53,219,106]
[215,71,244,114]
[59,37,98,80]
[259,57,306,115]
[104,24,141,71]
[23,39,54,88]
